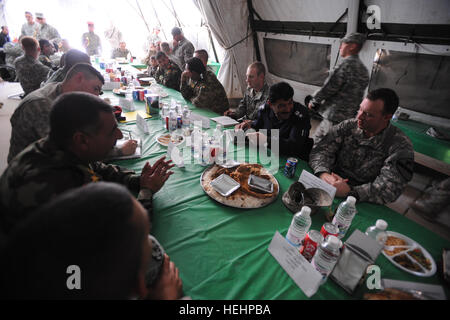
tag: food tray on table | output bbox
[200,163,279,209]
[156,133,185,147]
[381,231,436,277]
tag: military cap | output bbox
[341,32,366,45]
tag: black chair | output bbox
[0,64,17,82]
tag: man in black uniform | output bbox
[235,82,313,160]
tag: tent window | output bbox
[370,50,450,119]
[263,38,331,86]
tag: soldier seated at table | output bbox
[147,55,158,78]
[224,61,269,121]
[154,51,182,91]
[8,63,136,163]
[111,41,130,59]
[14,36,53,96]
[235,82,313,161]
[45,48,91,84]
[0,92,175,235]
[309,88,414,205]
[38,39,58,71]
[180,57,230,114]
[0,182,184,300]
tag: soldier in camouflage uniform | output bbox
[3,40,23,66]
[309,88,414,205]
[154,51,182,91]
[224,61,270,121]
[0,92,174,235]
[81,22,102,56]
[35,13,61,47]
[111,41,130,59]
[38,39,58,70]
[45,49,90,84]
[171,27,195,70]
[21,12,39,37]
[14,36,53,96]
[309,33,370,143]
[180,57,229,114]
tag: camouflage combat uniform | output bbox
[311,54,369,143]
[36,23,61,45]
[0,137,153,235]
[154,59,182,91]
[82,31,101,56]
[3,41,23,66]
[147,65,158,78]
[44,67,66,84]
[38,53,58,70]
[180,69,230,114]
[235,82,270,120]
[21,22,39,37]
[172,37,194,69]
[111,48,130,59]
[309,119,414,205]
[14,54,53,96]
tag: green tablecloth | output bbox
[106,87,450,300]
[391,119,450,164]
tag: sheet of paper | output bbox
[119,97,135,111]
[190,113,210,129]
[112,138,142,160]
[211,116,239,127]
[136,113,149,135]
[120,110,151,123]
[298,170,336,200]
[268,231,322,298]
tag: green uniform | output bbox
[82,31,101,56]
[0,137,153,235]
[155,59,182,91]
[180,70,230,114]
[309,119,414,204]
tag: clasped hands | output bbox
[320,172,351,197]
[140,156,175,193]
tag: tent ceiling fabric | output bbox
[194,0,253,99]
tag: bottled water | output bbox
[286,206,312,247]
[311,235,342,284]
[332,196,357,239]
[191,126,202,161]
[168,111,177,132]
[200,133,211,166]
[365,219,388,245]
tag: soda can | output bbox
[284,157,298,178]
[132,90,139,101]
[320,222,339,239]
[299,230,324,262]
[139,90,145,101]
[99,62,105,69]
[177,116,182,129]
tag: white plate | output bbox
[381,231,436,277]
[155,133,184,147]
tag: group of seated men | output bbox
[0,32,415,299]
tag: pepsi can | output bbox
[132,90,139,101]
[284,157,298,178]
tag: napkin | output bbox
[168,142,184,168]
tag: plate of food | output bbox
[113,88,127,96]
[382,231,436,277]
[200,163,279,209]
[156,133,185,147]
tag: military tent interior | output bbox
[0,0,449,300]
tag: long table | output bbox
[105,85,450,300]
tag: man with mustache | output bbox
[235,82,312,160]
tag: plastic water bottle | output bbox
[311,235,342,284]
[168,111,177,132]
[365,219,388,245]
[191,126,202,161]
[332,196,357,239]
[200,133,211,166]
[286,206,312,247]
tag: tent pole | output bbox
[347,0,360,35]
[205,21,219,62]
[247,0,261,62]
[150,0,168,40]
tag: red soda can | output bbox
[320,222,339,239]
[139,90,145,101]
[299,230,324,262]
